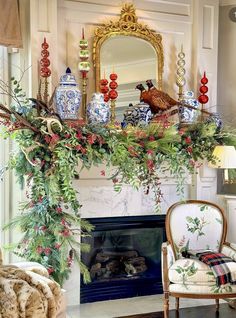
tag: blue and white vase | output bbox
[179,91,199,124]
[55,67,82,120]
[87,93,110,125]
[205,112,223,131]
[123,101,152,126]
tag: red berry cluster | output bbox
[100,78,109,102]
[198,72,208,105]
[109,73,118,100]
[40,38,51,78]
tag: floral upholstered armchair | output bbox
[0,247,66,318]
[162,200,236,318]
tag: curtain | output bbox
[0,0,22,48]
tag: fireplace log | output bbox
[127,257,146,266]
[90,263,102,279]
[106,260,120,273]
[134,264,148,273]
[96,252,110,263]
[96,250,138,260]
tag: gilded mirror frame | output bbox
[93,3,164,92]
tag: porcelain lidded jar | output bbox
[87,93,110,125]
[55,67,82,120]
[179,91,199,124]
[123,101,152,126]
[123,103,135,127]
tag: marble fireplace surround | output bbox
[63,165,191,306]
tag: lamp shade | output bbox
[208,145,236,169]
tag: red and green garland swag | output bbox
[1,82,236,285]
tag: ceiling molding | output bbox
[62,0,191,17]
[220,0,236,6]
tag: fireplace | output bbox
[80,215,166,303]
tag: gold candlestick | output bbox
[79,27,90,122]
[43,77,49,105]
[81,76,87,121]
[110,99,116,124]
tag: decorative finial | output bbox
[66,67,71,74]
[198,72,209,121]
[39,37,51,105]
[176,45,186,100]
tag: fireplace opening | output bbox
[80,215,166,303]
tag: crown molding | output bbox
[220,0,236,6]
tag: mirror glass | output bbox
[100,36,157,120]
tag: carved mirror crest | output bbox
[93,3,164,96]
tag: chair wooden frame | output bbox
[162,199,236,318]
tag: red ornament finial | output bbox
[40,38,51,78]
[109,73,118,100]
[198,71,208,105]
[100,75,110,102]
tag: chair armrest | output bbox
[222,243,236,261]
[162,242,176,269]
[229,242,236,251]
[161,242,175,292]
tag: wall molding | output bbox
[220,0,236,6]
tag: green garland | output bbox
[1,79,236,285]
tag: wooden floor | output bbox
[116,304,235,318]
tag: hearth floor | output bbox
[66,294,225,318]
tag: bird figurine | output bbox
[136,83,149,103]
[136,80,180,114]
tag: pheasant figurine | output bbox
[136,80,179,114]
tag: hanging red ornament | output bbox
[198,71,209,105]
[100,78,108,86]
[108,72,118,123]
[99,76,110,101]
[109,81,118,89]
[104,94,110,102]
[40,38,51,78]
[40,58,50,67]
[41,38,49,50]
[110,73,118,81]
[198,94,209,104]
[199,85,208,94]
[109,89,118,100]
[40,68,51,77]
[100,86,109,94]
[41,50,49,58]
[198,71,209,122]
[201,71,208,85]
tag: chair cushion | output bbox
[169,258,236,286]
[169,258,215,285]
[169,283,236,294]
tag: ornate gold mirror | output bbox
[93,3,164,119]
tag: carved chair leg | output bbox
[164,292,169,318]
[175,297,179,311]
[215,299,219,312]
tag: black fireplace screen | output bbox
[80,215,166,303]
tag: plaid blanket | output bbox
[197,251,236,286]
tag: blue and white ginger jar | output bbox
[55,67,82,120]
[205,112,223,131]
[123,101,152,127]
[179,91,199,124]
[87,93,110,125]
